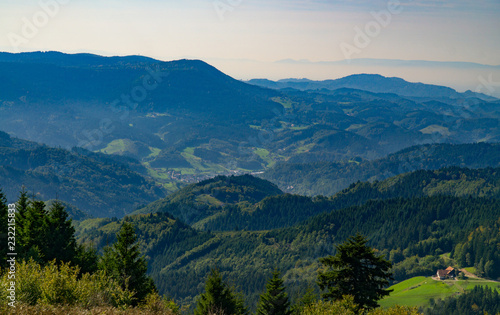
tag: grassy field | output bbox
[253,148,276,168]
[379,276,500,309]
[271,96,293,109]
[99,139,128,155]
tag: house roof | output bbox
[445,266,455,272]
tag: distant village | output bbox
[158,169,265,184]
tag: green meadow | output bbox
[379,276,500,309]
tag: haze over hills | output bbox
[0,130,164,217]
[1,50,500,313]
[1,52,498,203]
[1,51,499,193]
[247,74,496,101]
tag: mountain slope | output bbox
[0,51,281,119]
[0,131,164,217]
[131,174,283,224]
[262,142,500,196]
[76,195,500,309]
[127,166,500,234]
[195,166,500,232]
[1,51,499,184]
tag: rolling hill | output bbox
[128,166,500,233]
[1,51,499,189]
[0,131,164,217]
[76,193,500,309]
[262,142,500,196]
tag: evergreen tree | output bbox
[15,187,29,253]
[22,199,49,262]
[257,269,291,315]
[195,268,247,315]
[317,233,393,311]
[46,200,77,263]
[75,243,99,275]
[292,286,317,314]
[99,221,156,305]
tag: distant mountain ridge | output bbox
[0,51,159,67]
[247,74,497,101]
[1,51,499,188]
[275,58,500,69]
[0,51,280,118]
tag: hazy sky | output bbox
[1,0,500,92]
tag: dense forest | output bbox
[3,164,499,313]
[127,167,500,232]
[1,187,422,315]
[0,131,164,217]
[425,286,500,315]
[75,193,500,309]
[262,143,500,196]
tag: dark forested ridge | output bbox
[127,167,500,232]
[131,174,284,224]
[0,131,164,217]
[74,167,500,309]
[75,194,500,310]
[262,142,500,196]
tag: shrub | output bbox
[0,259,134,309]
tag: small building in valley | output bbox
[436,266,457,280]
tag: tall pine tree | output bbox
[22,199,49,262]
[195,268,247,315]
[99,221,156,305]
[317,233,393,311]
[257,269,291,315]
[46,200,77,263]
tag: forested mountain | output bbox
[2,51,499,313]
[262,142,500,196]
[1,52,499,190]
[425,286,500,315]
[0,131,164,217]
[75,167,500,309]
[76,195,500,309]
[131,174,283,224]
[128,167,500,232]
